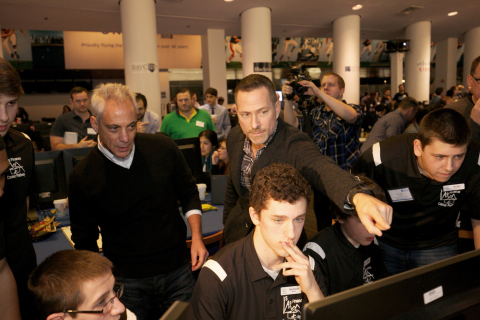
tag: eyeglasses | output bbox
[62,283,124,315]
[471,74,480,85]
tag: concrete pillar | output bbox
[202,29,228,103]
[390,52,405,96]
[120,0,162,121]
[240,7,272,79]
[463,26,480,88]
[405,21,431,103]
[434,38,457,92]
[332,15,360,104]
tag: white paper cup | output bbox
[197,184,207,200]
[211,114,218,121]
[53,199,67,217]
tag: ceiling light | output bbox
[448,11,458,16]
[224,0,234,2]
[352,4,362,10]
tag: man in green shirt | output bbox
[161,88,215,139]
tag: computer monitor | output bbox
[159,301,189,320]
[34,150,67,209]
[304,248,480,320]
[173,137,204,184]
[63,147,93,185]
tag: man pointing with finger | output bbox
[224,74,392,245]
[187,164,324,320]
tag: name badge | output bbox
[388,188,413,202]
[281,286,301,295]
[196,121,205,128]
[443,184,465,192]
[87,128,96,135]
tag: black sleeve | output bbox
[223,171,238,225]
[69,168,100,252]
[49,115,66,137]
[304,247,330,297]
[351,147,377,180]
[184,267,228,320]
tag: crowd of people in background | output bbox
[2,53,480,320]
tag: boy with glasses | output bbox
[28,250,136,320]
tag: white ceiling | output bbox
[0,0,478,43]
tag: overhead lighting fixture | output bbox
[448,11,458,16]
[397,6,423,15]
[224,0,234,2]
[352,4,363,10]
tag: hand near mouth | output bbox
[276,240,324,302]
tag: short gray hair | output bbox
[91,83,137,123]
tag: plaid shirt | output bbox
[311,102,363,171]
[241,122,278,190]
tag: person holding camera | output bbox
[283,72,364,231]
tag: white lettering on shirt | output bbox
[7,157,25,180]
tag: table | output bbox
[33,194,224,264]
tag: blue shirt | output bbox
[311,102,363,170]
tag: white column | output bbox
[463,27,480,88]
[390,52,404,96]
[434,38,457,91]
[202,29,227,102]
[405,21,431,103]
[120,0,162,121]
[240,7,272,79]
[333,15,360,104]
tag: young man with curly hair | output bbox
[187,163,324,320]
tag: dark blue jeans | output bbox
[378,240,457,276]
[117,263,195,320]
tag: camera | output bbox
[286,64,313,100]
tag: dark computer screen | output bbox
[63,147,93,185]
[304,249,480,320]
[158,301,189,320]
[34,150,67,208]
[173,137,204,183]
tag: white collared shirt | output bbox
[97,136,135,169]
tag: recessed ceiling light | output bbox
[224,0,234,2]
[448,11,458,16]
[352,4,363,10]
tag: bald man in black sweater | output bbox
[69,83,207,320]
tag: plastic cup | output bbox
[197,184,207,200]
[53,199,67,217]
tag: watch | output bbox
[345,183,373,210]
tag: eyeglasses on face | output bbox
[61,283,124,315]
[470,74,480,85]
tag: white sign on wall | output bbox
[64,32,124,69]
[64,32,201,70]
